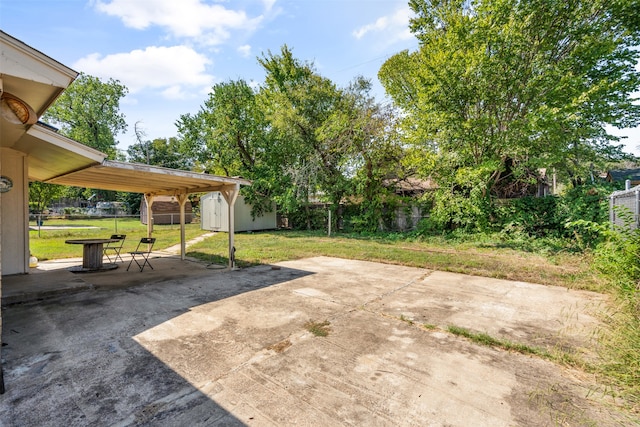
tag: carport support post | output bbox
[220,184,239,270]
[144,194,154,239]
[177,194,188,260]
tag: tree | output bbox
[127,136,194,170]
[318,77,405,231]
[28,182,64,215]
[43,73,128,158]
[380,0,640,229]
[257,46,350,227]
[176,79,278,217]
[177,79,266,176]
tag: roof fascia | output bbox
[0,31,78,88]
[27,124,107,163]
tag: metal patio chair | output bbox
[126,237,156,272]
[103,234,126,263]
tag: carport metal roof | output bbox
[46,159,251,196]
[23,124,251,196]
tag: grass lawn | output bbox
[186,230,600,291]
[28,217,208,261]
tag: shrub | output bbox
[593,219,640,403]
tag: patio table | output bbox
[65,238,120,272]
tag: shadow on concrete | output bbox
[1,257,314,425]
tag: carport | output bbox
[0,30,250,394]
[44,158,251,267]
[13,123,251,270]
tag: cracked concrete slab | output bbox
[1,256,634,425]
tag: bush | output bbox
[496,196,563,238]
[593,220,640,403]
[494,183,614,247]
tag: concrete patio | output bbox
[0,255,634,426]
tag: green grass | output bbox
[186,230,599,290]
[28,217,209,260]
[447,325,550,358]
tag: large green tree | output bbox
[318,77,405,231]
[176,79,277,216]
[257,46,351,227]
[380,0,640,228]
[177,79,266,176]
[28,181,64,215]
[43,73,128,158]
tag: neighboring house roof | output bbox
[384,177,437,196]
[606,168,640,183]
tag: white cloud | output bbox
[237,44,252,58]
[94,0,264,45]
[261,0,277,13]
[73,45,214,98]
[352,6,413,44]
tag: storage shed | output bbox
[201,192,276,232]
[140,195,193,225]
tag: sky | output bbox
[2,0,639,156]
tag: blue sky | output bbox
[2,0,639,156]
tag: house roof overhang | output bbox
[2,30,250,196]
[18,123,107,182]
[1,31,78,151]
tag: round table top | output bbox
[65,238,120,244]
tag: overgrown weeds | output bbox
[448,326,542,355]
[592,222,640,405]
[304,320,331,337]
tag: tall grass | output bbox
[187,230,600,289]
[593,228,640,405]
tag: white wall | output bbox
[0,148,29,275]
[201,192,277,232]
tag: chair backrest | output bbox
[137,237,156,252]
[109,234,126,247]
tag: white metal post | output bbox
[177,194,188,260]
[221,184,239,270]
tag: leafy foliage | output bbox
[380,0,640,228]
[28,182,64,214]
[42,73,128,158]
[127,137,194,170]
[593,215,640,402]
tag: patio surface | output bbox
[1,255,635,426]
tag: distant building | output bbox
[140,196,193,225]
[606,168,640,187]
